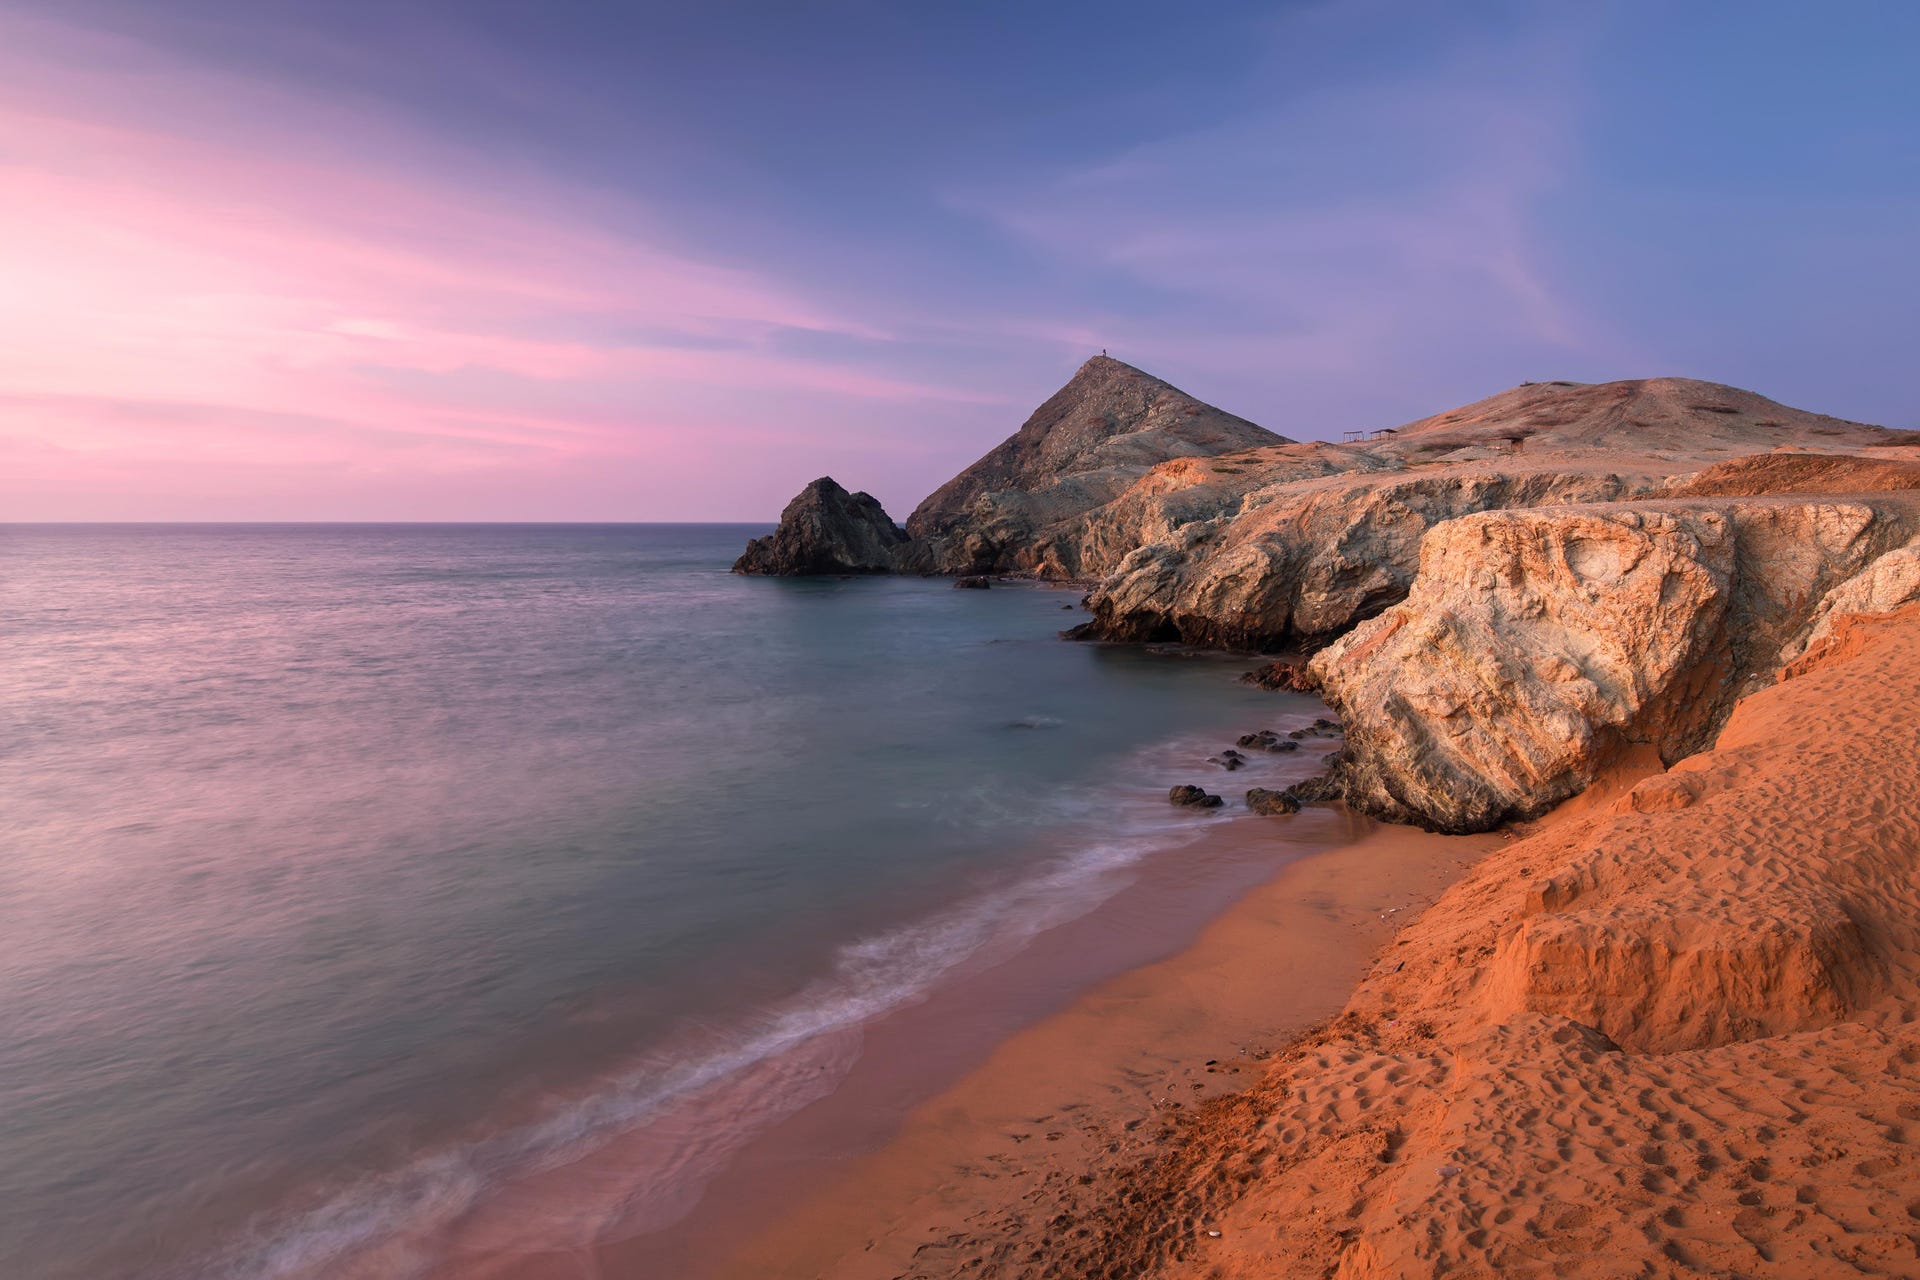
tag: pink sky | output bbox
[0,15,1012,521]
[5,4,1913,521]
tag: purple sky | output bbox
[3,1,1916,521]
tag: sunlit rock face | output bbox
[901,355,1287,576]
[1310,495,1918,832]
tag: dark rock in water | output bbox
[1240,659,1317,693]
[1061,621,1100,640]
[1246,787,1301,816]
[732,477,907,575]
[1219,748,1246,760]
[1288,774,1343,803]
[955,575,992,589]
[1313,717,1341,731]
[1169,784,1223,808]
[1061,603,1075,610]
[1236,730,1300,753]
[1207,754,1246,771]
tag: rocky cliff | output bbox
[1078,377,1908,648]
[732,477,907,575]
[738,365,1919,831]
[1309,495,1920,832]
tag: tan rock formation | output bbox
[904,356,1286,574]
[739,366,1920,833]
[1309,496,1918,832]
[1082,467,1643,648]
[1080,377,1908,647]
[1785,535,1920,662]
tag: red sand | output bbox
[718,606,1920,1279]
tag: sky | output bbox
[2,0,1915,521]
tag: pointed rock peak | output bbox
[791,476,859,505]
[906,356,1286,539]
[1069,353,1156,381]
[732,476,906,576]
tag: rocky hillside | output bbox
[903,355,1286,574]
[733,356,1283,578]
[738,365,1919,829]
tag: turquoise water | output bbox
[0,524,1310,1278]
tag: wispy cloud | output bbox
[929,4,1625,429]
[0,12,1004,517]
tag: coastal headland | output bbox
[723,356,1920,1276]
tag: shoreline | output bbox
[704,812,1504,1279]
[745,604,1920,1280]
[385,690,1348,1280]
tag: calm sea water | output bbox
[0,524,1311,1279]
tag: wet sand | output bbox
[707,815,1503,1279]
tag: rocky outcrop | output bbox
[1782,534,1920,662]
[1309,496,1919,831]
[739,372,1906,594]
[904,357,1285,576]
[1239,659,1315,691]
[1081,468,1645,649]
[1073,377,1908,648]
[1244,787,1300,816]
[736,369,1920,835]
[732,477,907,575]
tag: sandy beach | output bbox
[710,816,1504,1278]
[696,604,1920,1280]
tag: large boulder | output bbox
[1310,496,1918,832]
[732,478,908,576]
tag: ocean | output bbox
[0,523,1329,1278]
